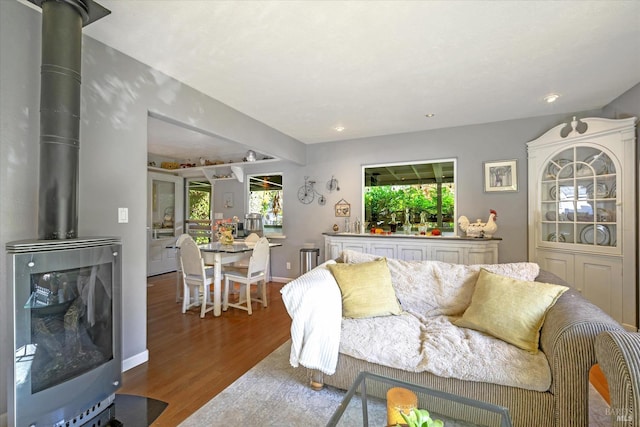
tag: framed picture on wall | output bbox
[335,199,351,217]
[484,159,518,192]
[224,192,234,208]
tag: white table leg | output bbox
[175,247,182,303]
[213,253,222,316]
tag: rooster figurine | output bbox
[458,209,498,238]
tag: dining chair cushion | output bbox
[184,266,214,282]
[328,258,401,319]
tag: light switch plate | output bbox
[118,207,128,223]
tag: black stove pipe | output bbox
[38,0,83,239]
[30,0,109,239]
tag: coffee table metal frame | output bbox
[326,371,513,427]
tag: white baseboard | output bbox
[122,349,149,372]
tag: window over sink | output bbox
[362,159,457,234]
[247,173,283,236]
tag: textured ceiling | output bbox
[26,0,640,158]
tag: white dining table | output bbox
[198,241,281,316]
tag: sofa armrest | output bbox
[539,284,622,426]
[595,331,640,426]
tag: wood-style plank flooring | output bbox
[118,273,292,426]
[590,364,610,404]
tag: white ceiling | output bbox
[42,1,640,158]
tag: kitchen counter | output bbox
[323,232,501,240]
[323,232,501,264]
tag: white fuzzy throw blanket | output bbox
[281,260,342,374]
[282,250,553,392]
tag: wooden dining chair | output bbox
[178,234,217,318]
[223,237,270,315]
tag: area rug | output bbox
[179,340,611,426]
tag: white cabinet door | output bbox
[575,254,623,323]
[535,249,575,287]
[343,242,368,253]
[431,247,464,264]
[398,244,427,261]
[326,242,343,260]
[147,172,184,276]
[369,242,396,258]
[468,247,496,264]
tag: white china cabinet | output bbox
[527,117,637,331]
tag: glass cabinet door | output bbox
[147,172,184,276]
[540,146,617,249]
[151,179,177,239]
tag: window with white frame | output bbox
[247,173,283,235]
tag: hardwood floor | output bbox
[118,273,292,426]
[590,364,610,404]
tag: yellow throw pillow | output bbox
[454,268,568,353]
[328,258,402,318]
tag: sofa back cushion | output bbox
[339,249,541,317]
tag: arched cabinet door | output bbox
[527,117,637,331]
[539,145,618,251]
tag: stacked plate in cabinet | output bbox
[579,225,610,246]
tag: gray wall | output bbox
[1,0,639,421]
[0,2,42,422]
[240,83,638,277]
[0,0,305,420]
[239,111,601,277]
[79,16,307,365]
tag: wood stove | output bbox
[5,1,121,425]
[7,238,122,426]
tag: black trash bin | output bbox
[300,248,320,275]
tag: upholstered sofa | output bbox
[281,250,623,427]
[595,331,640,426]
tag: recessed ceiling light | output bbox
[334,126,345,132]
[425,113,435,118]
[544,93,560,103]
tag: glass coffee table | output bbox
[326,372,512,427]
